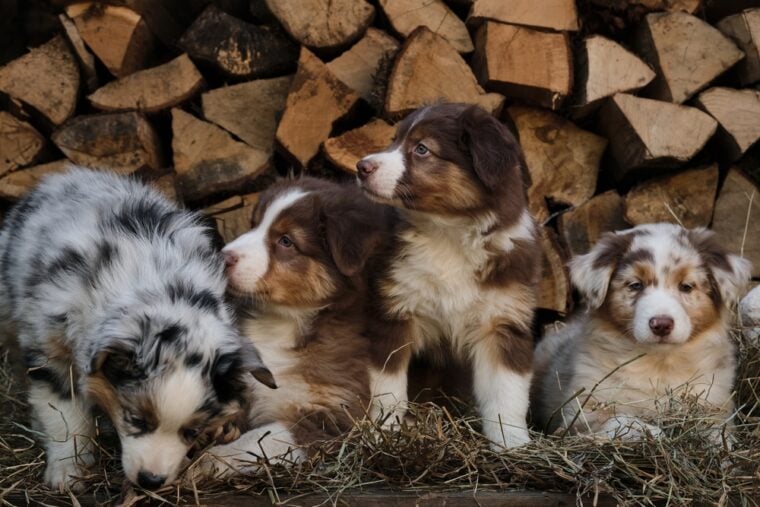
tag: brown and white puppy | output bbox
[356,103,540,449]
[531,223,752,438]
[196,177,394,476]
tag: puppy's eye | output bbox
[278,235,294,248]
[413,143,430,156]
[627,281,643,292]
[127,415,149,433]
[679,282,694,293]
[182,427,200,442]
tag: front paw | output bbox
[44,459,85,492]
[486,424,531,450]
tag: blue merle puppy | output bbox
[0,168,275,491]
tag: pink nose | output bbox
[356,159,378,180]
[223,251,238,268]
[649,315,674,337]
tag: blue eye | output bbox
[278,235,293,248]
[413,143,429,156]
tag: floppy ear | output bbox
[687,228,752,307]
[89,340,144,386]
[323,195,390,277]
[569,231,634,309]
[459,105,531,190]
[212,341,276,402]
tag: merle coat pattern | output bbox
[0,168,273,491]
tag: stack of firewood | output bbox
[0,0,758,317]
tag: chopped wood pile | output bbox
[1,0,759,318]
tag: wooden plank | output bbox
[468,0,579,31]
[323,118,396,174]
[380,0,472,53]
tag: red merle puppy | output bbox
[357,103,539,448]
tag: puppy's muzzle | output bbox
[357,159,378,180]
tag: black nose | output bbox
[356,158,378,180]
[137,470,166,490]
[649,316,674,337]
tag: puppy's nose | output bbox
[649,316,674,337]
[137,470,166,490]
[356,158,378,180]
[223,250,238,268]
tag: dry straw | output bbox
[1,327,758,506]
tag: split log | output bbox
[88,54,203,113]
[264,0,375,51]
[717,8,760,86]
[598,93,717,181]
[52,112,162,173]
[711,168,760,278]
[472,22,572,110]
[508,106,606,223]
[0,159,71,200]
[379,0,472,53]
[66,3,155,78]
[573,35,655,117]
[205,193,260,243]
[624,164,719,228]
[275,48,361,169]
[323,119,396,174]
[695,87,760,161]
[385,27,504,118]
[172,108,271,201]
[558,191,629,257]
[539,226,571,315]
[467,0,579,31]
[635,12,744,103]
[326,28,400,101]
[202,76,292,152]
[0,112,46,178]
[59,13,98,92]
[179,5,298,79]
[0,35,79,126]
[590,0,700,13]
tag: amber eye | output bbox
[679,282,694,293]
[278,235,294,248]
[413,143,430,156]
[627,281,643,292]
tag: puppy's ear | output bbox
[212,341,276,402]
[688,228,752,307]
[90,340,143,386]
[323,193,390,277]
[570,231,634,309]
[459,105,531,190]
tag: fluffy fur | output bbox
[356,103,540,449]
[531,223,752,438]
[0,168,274,491]
[196,177,393,477]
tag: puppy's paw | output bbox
[600,416,662,440]
[44,460,85,493]
[486,425,531,451]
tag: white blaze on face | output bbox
[223,189,309,292]
[633,289,692,344]
[359,148,406,199]
[120,367,207,484]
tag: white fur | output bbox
[369,367,408,426]
[359,148,406,199]
[121,368,207,483]
[472,347,532,448]
[29,383,95,491]
[223,190,309,290]
[633,289,692,344]
[198,422,305,478]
